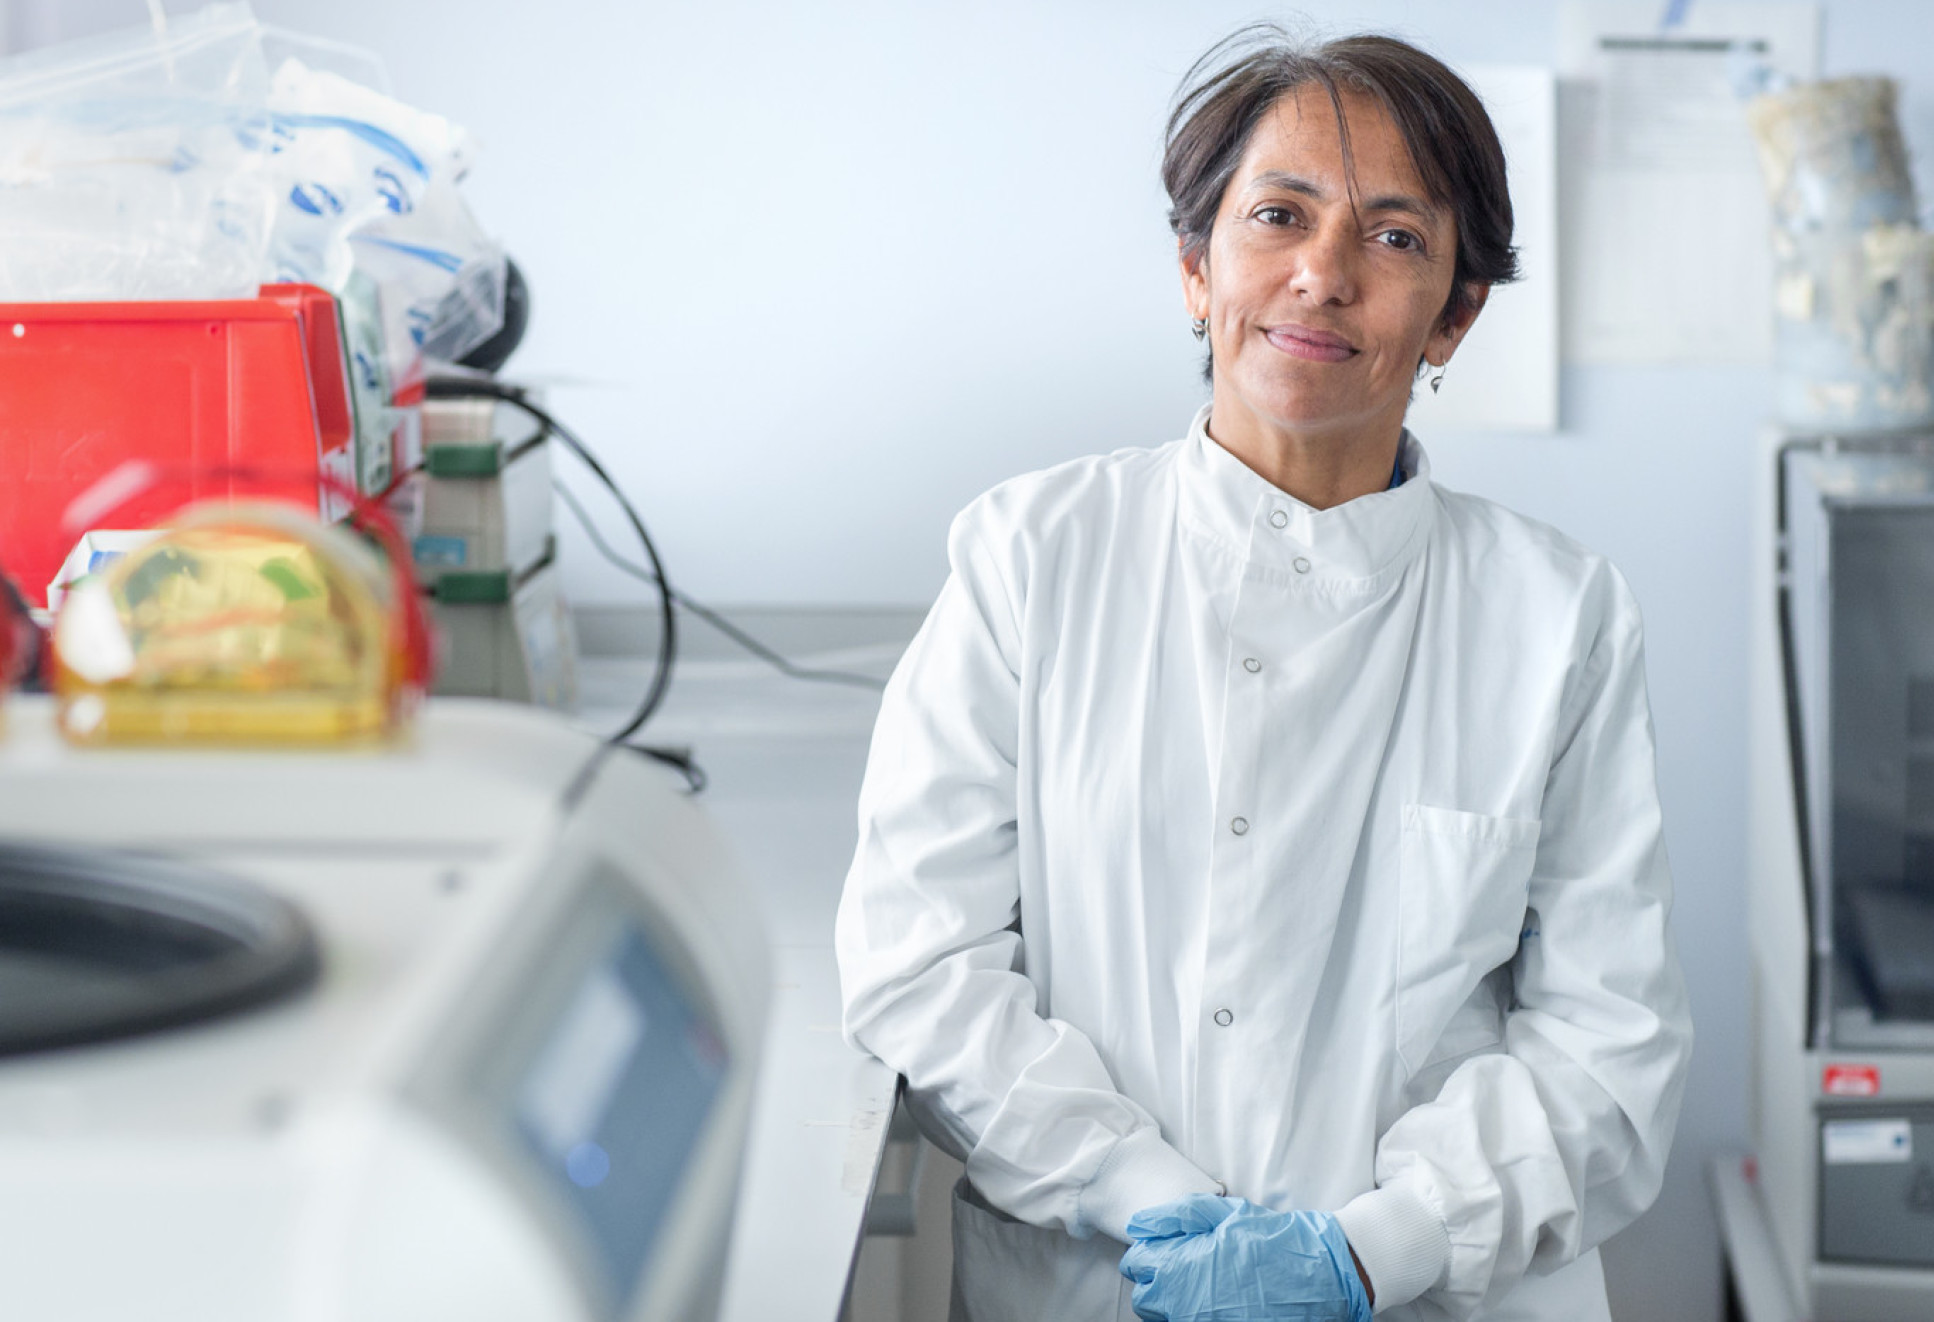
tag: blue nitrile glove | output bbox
[1118,1194,1373,1322]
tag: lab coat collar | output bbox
[1178,403,1433,582]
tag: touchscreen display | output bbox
[514,925,728,1312]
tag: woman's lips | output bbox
[1265,324,1358,363]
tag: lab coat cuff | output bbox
[1077,1127,1222,1243]
[1334,1184,1450,1313]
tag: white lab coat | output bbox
[836,408,1693,1320]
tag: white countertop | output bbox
[576,648,901,1322]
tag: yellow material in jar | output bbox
[52,502,408,746]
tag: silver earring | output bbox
[1191,317,1208,341]
[1429,365,1446,394]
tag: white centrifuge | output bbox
[0,695,768,1322]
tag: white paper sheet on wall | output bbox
[1405,64,1558,434]
[1558,1,1820,365]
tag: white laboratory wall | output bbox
[11,3,1934,1320]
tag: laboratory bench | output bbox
[1709,1154,1799,1322]
[575,645,903,1322]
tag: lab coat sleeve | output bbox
[1334,568,1694,1317]
[835,505,1221,1243]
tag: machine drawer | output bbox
[1819,1106,1934,1267]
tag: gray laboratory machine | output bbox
[1739,434,1934,1320]
[413,394,579,709]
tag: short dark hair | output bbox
[1163,26,1519,369]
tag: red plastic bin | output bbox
[0,284,356,609]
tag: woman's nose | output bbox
[1291,221,1357,305]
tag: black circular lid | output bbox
[457,256,529,375]
[0,843,319,1058]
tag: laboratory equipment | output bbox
[433,555,578,708]
[1738,432,1934,1319]
[415,392,579,709]
[0,694,768,1322]
[49,500,422,746]
[416,396,557,589]
[0,843,320,1055]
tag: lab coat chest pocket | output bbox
[1395,804,1540,1076]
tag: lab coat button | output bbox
[1214,1008,1234,1027]
[1293,556,1311,574]
[1230,816,1249,836]
[1269,509,1289,529]
[1242,657,1262,673]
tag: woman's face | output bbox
[1182,85,1484,447]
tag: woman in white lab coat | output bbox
[836,26,1692,1322]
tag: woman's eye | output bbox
[1255,206,1297,227]
[1378,229,1421,252]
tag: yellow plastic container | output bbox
[51,502,413,745]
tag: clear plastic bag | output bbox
[264,55,505,376]
[1747,78,1934,430]
[0,2,504,376]
[0,3,277,301]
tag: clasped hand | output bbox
[1117,1194,1372,1322]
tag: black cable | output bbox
[552,481,886,692]
[636,744,709,794]
[423,377,676,742]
